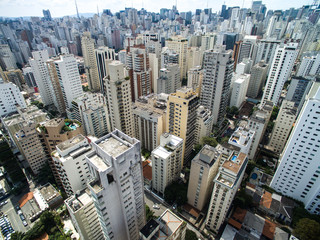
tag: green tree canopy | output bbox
[201,136,218,147]
[293,218,320,240]
[185,229,198,240]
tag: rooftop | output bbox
[140,219,159,238]
[97,136,130,157]
[222,152,247,175]
[158,209,183,237]
[57,135,86,152]
[66,191,92,212]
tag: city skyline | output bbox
[0,0,309,18]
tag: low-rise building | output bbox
[228,127,255,155]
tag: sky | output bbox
[0,0,311,18]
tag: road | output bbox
[144,190,204,239]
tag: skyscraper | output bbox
[201,46,234,125]
[246,61,268,98]
[105,61,135,137]
[166,87,199,164]
[261,42,298,106]
[157,63,180,94]
[270,84,320,214]
[82,32,100,92]
[87,129,146,240]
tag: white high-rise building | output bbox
[262,42,299,106]
[230,74,250,108]
[68,93,110,138]
[29,50,55,106]
[105,61,134,137]
[157,64,180,94]
[270,85,320,214]
[254,39,280,65]
[151,133,183,194]
[206,152,248,233]
[0,79,26,116]
[297,53,320,77]
[195,106,214,145]
[201,46,234,124]
[49,54,83,109]
[65,189,104,240]
[0,44,17,70]
[52,135,93,197]
[187,66,203,95]
[87,130,146,240]
[228,127,255,155]
[95,46,116,95]
[246,61,268,98]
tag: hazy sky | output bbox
[0,0,310,18]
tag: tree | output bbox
[11,232,25,240]
[185,229,198,240]
[293,218,320,240]
[201,136,218,147]
[270,106,279,121]
[36,163,56,185]
[145,205,155,222]
[164,181,188,205]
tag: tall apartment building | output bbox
[95,46,116,95]
[65,189,104,240]
[15,120,48,174]
[167,87,199,165]
[37,118,84,187]
[151,133,183,194]
[161,48,179,68]
[201,33,216,53]
[201,46,234,125]
[82,32,100,92]
[157,63,180,94]
[166,36,188,79]
[86,130,145,240]
[247,101,273,159]
[187,145,221,211]
[105,61,134,137]
[195,106,214,145]
[262,42,299,106]
[127,46,152,101]
[67,92,110,138]
[297,53,320,77]
[228,127,255,155]
[187,47,202,71]
[133,93,168,152]
[286,76,313,113]
[235,35,258,68]
[206,152,248,233]
[0,79,26,116]
[267,100,297,154]
[46,54,83,113]
[139,209,186,240]
[29,50,55,106]
[230,74,250,108]
[246,61,268,98]
[22,66,37,88]
[52,135,93,196]
[270,85,320,214]
[187,66,203,95]
[0,44,17,70]
[254,39,280,65]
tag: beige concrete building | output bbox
[187,47,202,71]
[133,93,168,152]
[187,66,203,96]
[247,61,268,99]
[151,133,183,194]
[195,106,214,145]
[157,63,181,94]
[139,209,186,240]
[82,32,100,92]
[166,87,199,165]
[105,61,134,137]
[187,145,221,211]
[206,152,248,233]
[268,100,297,154]
[65,189,104,240]
[166,36,188,79]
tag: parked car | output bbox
[152,204,160,210]
[22,220,28,227]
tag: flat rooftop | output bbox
[222,152,247,175]
[66,191,92,212]
[140,219,159,238]
[97,136,130,157]
[158,209,183,237]
[153,146,171,159]
[57,135,86,152]
[87,153,109,171]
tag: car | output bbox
[22,221,28,227]
[19,214,25,221]
[152,204,160,210]
[16,206,20,211]
[17,210,22,215]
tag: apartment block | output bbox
[195,106,214,145]
[157,63,181,94]
[133,93,168,152]
[86,130,145,240]
[52,135,93,196]
[230,74,250,108]
[206,152,248,233]
[151,133,183,194]
[187,66,203,96]
[166,87,199,165]
[187,145,221,211]
[228,127,255,155]
[65,189,104,240]
[246,61,268,99]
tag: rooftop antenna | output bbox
[207,0,208,8]
[97,5,99,17]
[242,0,245,9]
[75,0,80,19]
